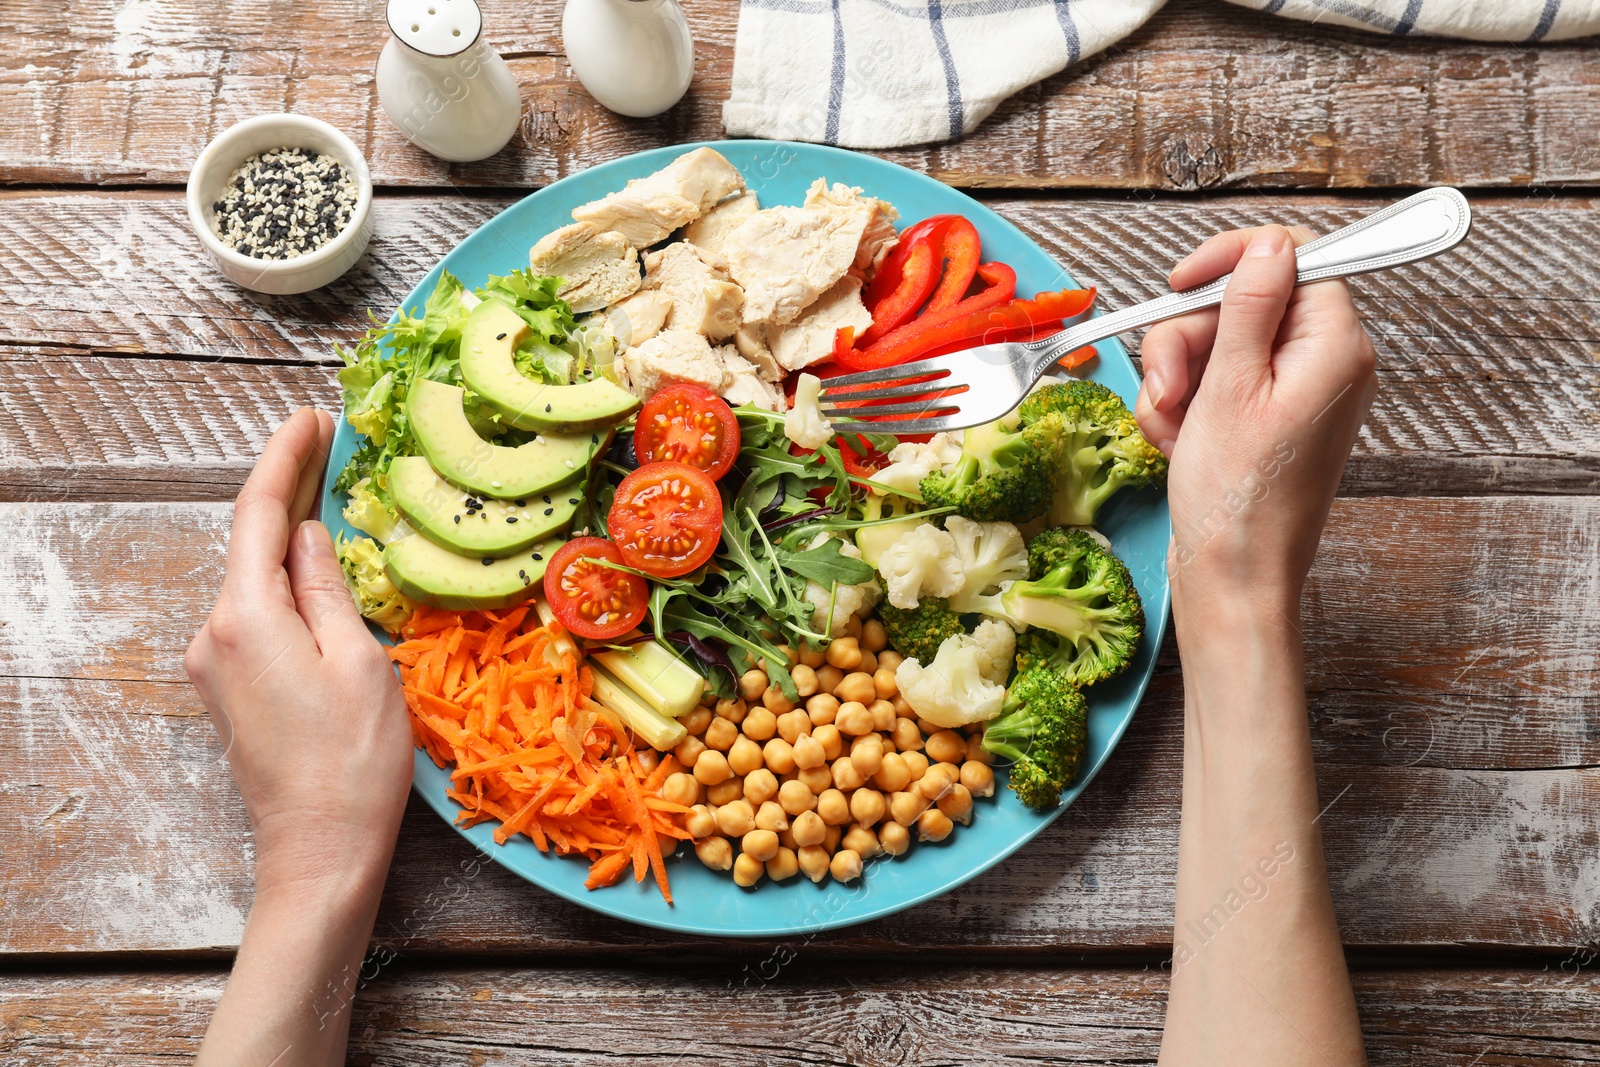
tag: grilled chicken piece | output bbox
[621,328,731,399]
[642,243,744,342]
[722,193,873,326]
[606,289,674,347]
[683,191,760,270]
[528,222,641,313]
[767,276,875,372]
[733,324,783,382]
[572,148,746,249]
[719,346,784,411]
[803,179,900,276]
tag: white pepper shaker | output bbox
[562,0,694,118]
[376,0,523,162]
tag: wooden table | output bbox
[3,0,1598,1061]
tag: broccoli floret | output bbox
[1020,380,1167,527]
[918,417,1054,523]
[997,528,1144,689]
[877,596,965,664]
[982,665,1088,812]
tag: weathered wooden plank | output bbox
[3,194,1596,501]
[1,499,1596,956]
[3,965,1599,1066]
[4,0,1599,190]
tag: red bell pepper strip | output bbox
[908,286,1098,359]
[834,262,1019,372]
[925,216,982,312]
[864,214,958,309]
[857,241,938,347]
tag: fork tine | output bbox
[818,361,954,391]
[816,379,956,404]
[820,397,961,418]
[829,416,958,436]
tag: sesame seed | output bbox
[482,558,493,566]
[496,333,507,340]
[545,404,552,413]
[207,147,356,261]
[544,507,554,516]
[531,552,543,560]
[507,516,518,523]
[453,515,461,523]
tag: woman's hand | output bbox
[1134,224,1378,609]
[186,407,412,897]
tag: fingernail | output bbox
[1245,228,1288,258]
[298,520,333,560]
[1145,368,1167,408]
[1157,438,1177,457]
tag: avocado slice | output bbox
[408,378,606,499]
[389,456,583,558]
[459,298,640,432]
[383,533,562,610]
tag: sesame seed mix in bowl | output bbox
[209,147,358,260]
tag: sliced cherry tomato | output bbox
[543,537,648,641]
[608,462,723,578]
[634,384,741,480]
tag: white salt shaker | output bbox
[562,0,694,118]
[376,0,523,162]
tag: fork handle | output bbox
[1026,187,1473,377]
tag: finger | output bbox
[286,409,335,530]
[1168,224,1318,290]
[287,519,377,656]
[1209,226,1297,385]
[224,408,327,598]
[1139,307,1219,414]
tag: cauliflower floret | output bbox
[895,620,1017,728]
[784,372,834,451]
[801,534,882,637]
[945,516,1029,614]
[876,523,965,610]
[871,431,963,496]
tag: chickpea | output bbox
[850,787,887,827]
[830,756,866,792]
[815,664,845,694]
[742,767,779,806]
[836,701,875,736]
[891,695,915,718]
[700,688,718,707]
[918,764,956,802]
[902,750,930,782]
[727,736,764,777]
[812,723,844,760]
[791,809,826,847]
[937,783,974,825]
[777,708,812,745]
[861,617,888,652]
[925,729,967,765]
[830,849,864,882]
[835,672,876,706]
[715,697,749,724]
[917,808,954,842]
[741,707,777,742]
[767,845,800,881]
[879,820,911,856]
[890,718,924,752]
[695,837,733,871]
[889,789,929,826]
[778,827,799,851]
[739,669,768,701]
[850,737,884,779]
[915,717,943,737]
[782,644,802,665]
[756,800,790,832]
[778,779,817,815]
[798,844,831,883]
[806,693,840,726]
[842,823,882,859]
[681,706,713,736]
[685,804,717,839]
[798,765,833,794]
[872,752,911,793]
[674,735,707,768]
[965,734,993,764]
[715,799,757,837]
[696,782,710,806]
[763,686,795,716]
[843,614,863,640]
[704,717,739,752]
[763,737,797,775]
[798,643,826,668]
[708,776,745,807]
[733,852,765,887]
[825,637,862,670]
[694,750,732,786]
[742,829,781,863]
[789,664,819,698]
[822,824,843,853]
[662,772,698,808]
[869,699,897,732]
[960,760,997,798]
[857,649,878,676]
[876,649,904,673]
[872,668,899,701]
[792,733,826,770]
[637,748,661,774]
[816,787,852,826]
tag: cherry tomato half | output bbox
[634,383,741,480]
[607,462,723,579]
[543,536,649,641]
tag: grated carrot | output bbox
[390,605,689,902]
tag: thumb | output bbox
[287,520,372,654]
[1208,225,1296,390]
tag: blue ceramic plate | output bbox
[320,140,1170,938]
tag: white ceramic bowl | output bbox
[185,114,374,295]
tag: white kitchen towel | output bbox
[723,0,1600,149]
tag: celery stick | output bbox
[589,665,687,751]
[592,640,704,720]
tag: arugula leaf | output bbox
[778,536,876,589]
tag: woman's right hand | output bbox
[1133,224,1379,608]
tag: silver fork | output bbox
[820,187,1473,435]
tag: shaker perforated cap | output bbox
[386,0,482,57]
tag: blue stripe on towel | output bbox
[927,0,965,139]
[1529,0,1562,40]
[1053,0,1081,65]
[1393,0,1424,34]
[825,0,846,144]
[1263,0,1287,11]
[1304,0,1400,33]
